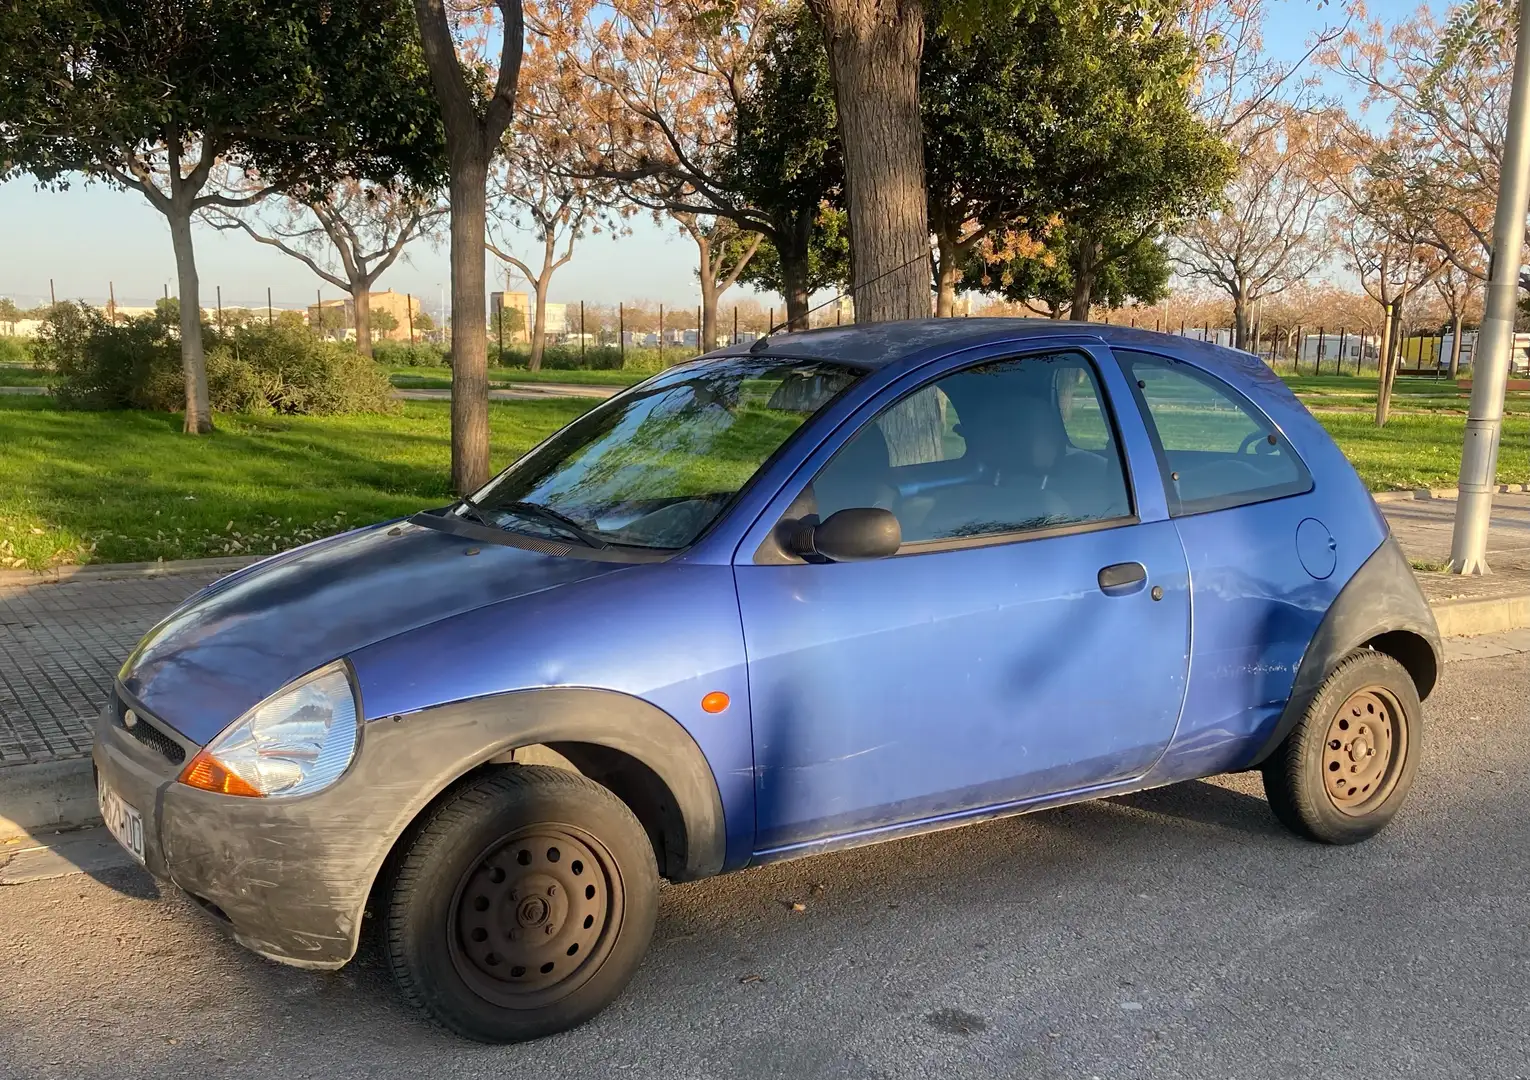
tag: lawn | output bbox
[387,366,654,390]
[3,387,1529,569]
[0,397,589,568]
[1284,374,1530,417]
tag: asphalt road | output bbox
[3,653,1528,1080]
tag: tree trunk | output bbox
[449,151,491,493]
[353,282,374,358]
[1374,303,1395,427]
[1233,293,1251,351]
[529,280,548,371]
[934,230,959,317]
[779,241,812,330]
[699,274,718,351]
[1448,314,1464,379]
[166,207,212,433]
[1069,238,1099,322]
[812,0,929,323]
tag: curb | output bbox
[0,757,96,841]
[1431,592,1530,638]
[1372,484,1530,504]
[0,554,261,588]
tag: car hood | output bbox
[119,519,627,744]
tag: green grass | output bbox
[1313,411,1530,491]
[4,386,1530,569]
[1284,375,1530,417]
[0,396,590,568]
[0,364,52,387]
[387,366,653,390]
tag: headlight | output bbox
[179,661,360,798]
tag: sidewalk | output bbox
[3,493,1529,837]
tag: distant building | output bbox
[306,290,418,341]
[490,291,531,344]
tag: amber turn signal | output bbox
[701,691,730,714]
[179,749,263,797]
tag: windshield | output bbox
[463,356,864,550]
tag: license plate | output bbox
[99,779,145,865]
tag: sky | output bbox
[0,0,1427,315]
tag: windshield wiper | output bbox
[454,498,494,527]
[498,501,609,549]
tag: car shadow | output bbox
[1106,777,1284,838]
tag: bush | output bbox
[0,335,32,365]
[207,325,396,415]
[374,339,449,367]
[33,303,178,409]
[36,303,395,416]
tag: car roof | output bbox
[708,317,1246,370]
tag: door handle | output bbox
[1098,561,1147,594]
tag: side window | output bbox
[1118,349,1311,515]
[808,352,1132,548]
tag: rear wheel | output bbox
[384,766,659,1042]
[1262,649,1421,844]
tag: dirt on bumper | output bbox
[91,706,395,970]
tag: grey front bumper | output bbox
[91,700,387,970]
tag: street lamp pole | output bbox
[1450,0,1530,574]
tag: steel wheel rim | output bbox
[447,823,623,1009]
[1322,686,1406,817]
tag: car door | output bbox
[1109,347,1332,781]
[733,345,1192,856]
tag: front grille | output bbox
[115,697,186,766]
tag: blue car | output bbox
[94,320,1440,1041]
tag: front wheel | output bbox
[384,766,659,1043]
[1262,649,1422,844]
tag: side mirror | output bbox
[790,507,901,562]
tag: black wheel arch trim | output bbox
[385,687,727,884]
[1246,535,1441,769]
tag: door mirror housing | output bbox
[790,507,901,562]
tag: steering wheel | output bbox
[1238,431,1278,455]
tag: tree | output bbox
[411,0,526,493]
[372,308,401,337]
[677,215,762,348]
[806,0,930,321]
[737,204,852,324]
[1325,3,1514,290]
[1175,113,1326,349]
[980,223,1172,319]
[0,0,442,432]
[0,298,18,334]
[1322,137,1446,424]
[207,183,441,357]
[1434,260,1482,379]
[537,0,842,330]
[486,108,607,370]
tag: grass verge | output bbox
[2,391,1527,569]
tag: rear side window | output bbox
[1118,350,1311,515]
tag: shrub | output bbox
[208,324,397,415]
[36,303,395,416]
[34,303,179,409]
[374,339,449,367]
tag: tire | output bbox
[384,765,659,1043]
[1262,649,1422,845]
